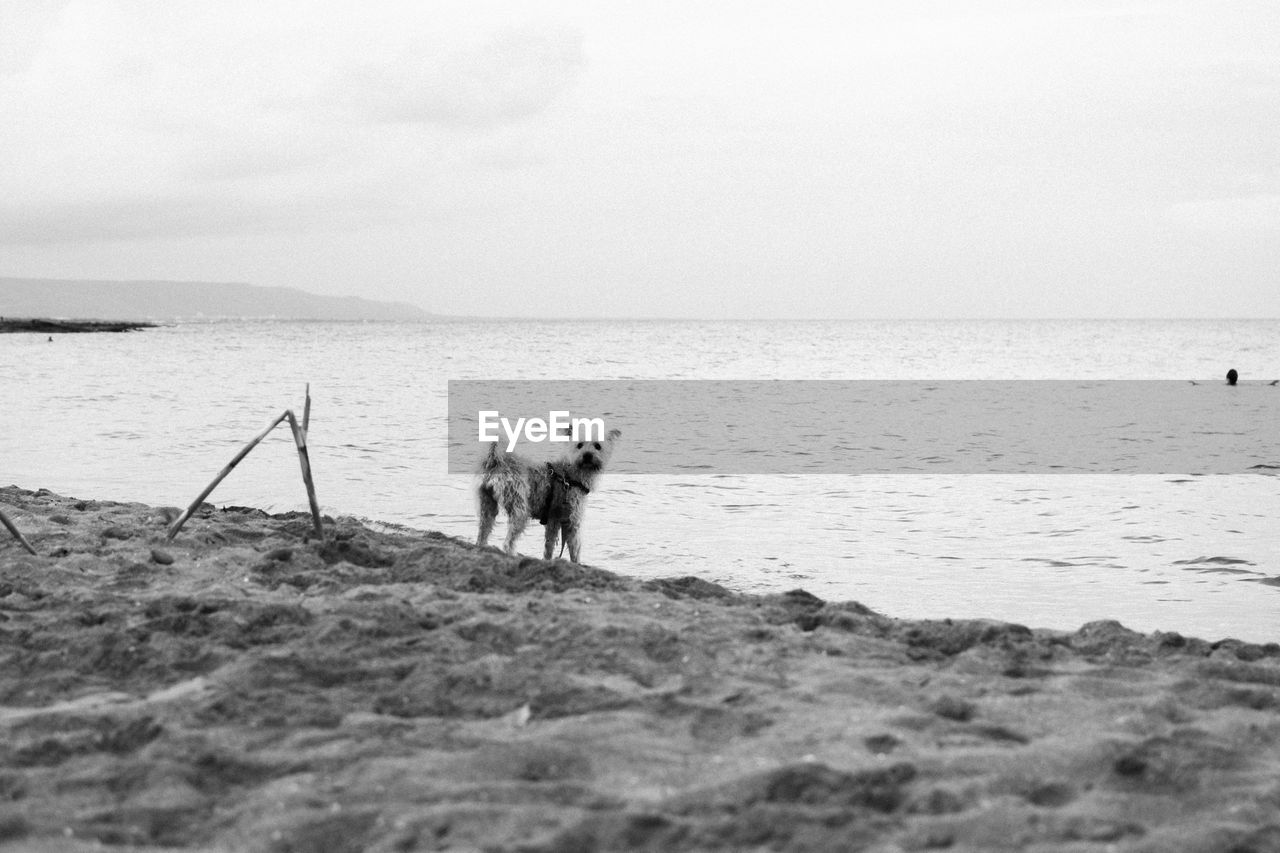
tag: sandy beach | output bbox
[1,485,1279,852]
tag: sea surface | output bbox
[3,318,1279,641]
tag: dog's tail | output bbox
[476,442,505,512]
[477,442,520,510]
[476,440,524,514]
[478,440,504,476]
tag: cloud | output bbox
[0,4,584,247]
[1164,195,1280,230]
[0,197,258,246]
[0,190,371,246]
[333,23,585,127]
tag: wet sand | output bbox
[2,485,1279,852]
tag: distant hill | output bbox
[0,278,436,321]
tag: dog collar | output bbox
[546,463,590,494]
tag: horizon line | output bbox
[5,276,1278,323]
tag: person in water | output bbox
[1227,368,1238,386]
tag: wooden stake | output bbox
[0,508,38,556]
[285,411,324,539]
[294,384,322,537]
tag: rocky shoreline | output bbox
[0,318,156,334]
[1,485,1279,851]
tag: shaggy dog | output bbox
[476,429,620,562]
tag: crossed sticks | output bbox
[166,385,324,541]
[0,386,326,555]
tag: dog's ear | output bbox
[606,428,621,441]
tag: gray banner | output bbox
[447,380,1280,475]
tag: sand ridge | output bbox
[1,485,1280,851]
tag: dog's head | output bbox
[568,427,621,473]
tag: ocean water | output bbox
[2,318,1279,641]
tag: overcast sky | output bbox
[2,1,1278,318]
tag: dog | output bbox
[476,428,620,562]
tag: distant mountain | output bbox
[0,278,436,321]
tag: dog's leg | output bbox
[543,520,561,560]
[476,485,498,547]
[503,506,529,555]
[563,523,582,563]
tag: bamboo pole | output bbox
[303,382,311,433]
[295,384,323,537]
[0,508,38,556]
[285,408,324,539]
